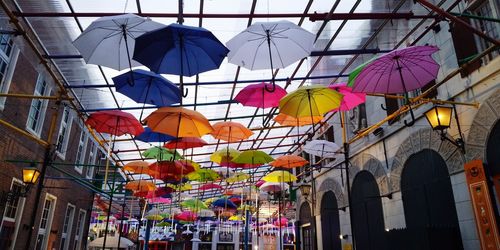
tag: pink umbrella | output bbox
[234,82,287,108]
[148,197,171,204]
[200,183,223,190]
[273,217,288,227]
[174,211,197,221]
[328,83,366,112]
[255,180,266,187]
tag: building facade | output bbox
[297,0,500,250]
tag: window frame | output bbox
[0,178,26,250]
[60,203,75,250]
[0,34,20,110]
[73,209,87,250]
[26,74,51,137]
[74,127,88,174]
[35,193,57,250]
[470,0,500,63]
[55,106,73,159]
[85,139,97,179]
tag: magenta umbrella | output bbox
[234,82,287,125]
[148,197,171,204]
[199,183,223,191]
[328,82,366,112]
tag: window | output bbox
[0,179,26,250]
[471,0,500,62]
[0,33,19,109]
[73,209,86,250]
[26,75,51,137]
[35,194,56,250]
[75,129,88,174]
[60,204,75,250]
[85,140,97,179]
[56,106,73,158]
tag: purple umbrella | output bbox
[351,45,440,125]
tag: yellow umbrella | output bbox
[262,170,297,183]
[229,215,245,221]
[167,182,192,191]
[279,85,343,118]
[210,147,241,166]
[204,197,218,207]
[143,107,213,137]
[124,180,156,192]
[225,173,250,183]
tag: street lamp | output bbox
[298,182,312,201]
[1,165,40,204]
[424,105,465,153]
[22,167,41,187]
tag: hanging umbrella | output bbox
[229,197,242,205]
[124,180,156,192]
[279,85,343,118]
[182,199,209,210]
[260,182,289,192]
[199,183,223,191]
[226,20,315,91]
[270,155,309,169]
[303,139,341,158]
[262,171,297,183]
[164,137,207,149]
[328,82,366,112]
[198,209,216,218]
[143,146,183,161]
[86,110,144,136]
[225,173,251,183]
[134,127,176,143]
[73,13,165,70]
[212,198,237,209]
[273,217,289,227]
[167,183,193,192]
[186,169,220,182]
[210,121,254,142]
[134,23,229,96]
[232,150,274,167]
[234,82,287,108]
[123,161,153,174]
[214,167,235,178]
[347,58,377,87]
[145,208,164,221]
[204,197,219,207]
[174,211,198,222]
[148,197,171,204]
[238,205,256,213]
[255,180,266,188]
[149,161,195,176]
[273,113,323,127]
[210,147,242,167]
[228,215,245,222]
[143,107,213,137]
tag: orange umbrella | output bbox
[270,155,309,169]
[273,113,323,126]
[143,107,213,138]
[210,121,253,142]
[124,180,156,192]
[123,161,153,174]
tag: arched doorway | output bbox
[486,120,500,223]
[299,202,313,250]
[401,149,463,249]
[320,191,341,250]
[351,170,387,250]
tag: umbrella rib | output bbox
[250,39,268,70]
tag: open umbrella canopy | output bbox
[328,82,366,112]
[270,155,309,169]
[210,147,241,165]
[86,110,144,136]
[73,13,165,70]
[143,107,213,138]
[350,45,440,94]
[124,180,156,192]
[164,137,208,150]
[148,197,171,204]
[210,121,254,142]
[225,173,251,183]
[303,139,341,158]
[182,199,209,210]
[167,183,193,191]
[149,160,195,176]
[198,209,216,218]
[279,85,343,118]
[262,171,297,183]
[273,113,323,127]
[234,82,287,108]
[113,69,181,106]
[212,198,237,209]
[232,150,274,166]
[228,215,245,221]
[260,182,289,192]
[135,127,176,143]
[142,146,183,161]
[123,161,152,174]
[174,211,198,222]
[199,183,223,191]
[186,169,220,182]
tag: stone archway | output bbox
[349,154,390,195]
[315,178,346,213]
[389,128,465,192]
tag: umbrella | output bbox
[270,155,309,169]
[229,197,242,205]
[228,215,245,221]
[146,208,164,221]
[134,127,176,143]
[149,161,195,176]
[273,113,323,127]
[182,199,209,210]
[328,82,366,112]
[198,209,216,218]
[210,148,242,167]
[123,161,152,174]
[204,197,219,207]
[260,182,289,192]
[137,186,174,199]
[148,197,171,204]
[350,45,440,126]
[186,169,220,182]
[273,217,289,227]
[174,211,198,222]
[143,107,213,137]
[124,180,156,192]
[234,82,287,108]
[164,137,207,149]
[199,183,223,191]
[143,146,183,161]
[134,23,229,96]
[212,198,238,209]
[73,13,165,70]
[168,183,193,192]
[303,139,341,158]
[214,167,235,178]
[347,58,377,87]
[232,150,274,166]
[225,173,251,183]
[262,171,297,183]
[210,121,254,142]
[226,20,315,91]
[86,110,144,136]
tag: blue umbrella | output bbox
[135,127,176,143]
[212,198,237,209]
[133,23,229,96]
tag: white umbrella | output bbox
[260,182,289,193]
[303,139,341,158]
[73,13,164,70]
[88,236,134,249]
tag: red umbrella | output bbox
[149,161,195,176]
[199,183,223,191]
[86,110,144,136]
[174,211,197,221]
[164,137,208,149]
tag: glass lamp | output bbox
[22,168,40,185]
[424,105,453,131]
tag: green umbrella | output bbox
[142,146,183,161]
[186,169,220,182]
[181,198,208,210]
[232,150,274,166]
